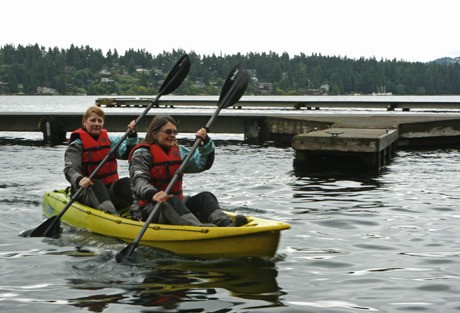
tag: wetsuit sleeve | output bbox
[110,133,139,160]
[129,148,158,202]
[64,140,85,188]
[179,137,216,173]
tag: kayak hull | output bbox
[41,190,290,259]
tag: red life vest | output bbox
[130,143,184,204]
[70,128,119,185]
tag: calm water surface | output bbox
[1,144,460,312]
[1,96,460,312]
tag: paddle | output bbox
[116,63,249,263]
[29,54,191,238]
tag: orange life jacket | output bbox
[70,128,119,185]
[130,143,183,204]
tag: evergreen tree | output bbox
[0,43,459,95]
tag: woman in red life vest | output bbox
[64,106,139,215]
[129,115,247,227]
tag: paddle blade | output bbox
[29,216,62,238]
[115,243,138,264]
[158,54,191,95]
[218,63,249,109]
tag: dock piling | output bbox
[39,116,67,146]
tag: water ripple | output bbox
[2,143,460,312]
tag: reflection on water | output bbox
[66,258,283,312]
[290,176,383,216]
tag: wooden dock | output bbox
[292,128,398,176]
[95,96,460,111]
[2,110,460,176]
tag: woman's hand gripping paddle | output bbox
[29,54,191,238]
[116,63,249,263]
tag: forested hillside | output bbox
[1,44,459,95]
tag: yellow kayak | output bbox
[42,190,290,259]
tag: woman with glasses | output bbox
[128,115,247,227]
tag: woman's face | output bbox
[83,113,104,136]
[155,122,178,148]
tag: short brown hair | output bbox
[82,106,105,126]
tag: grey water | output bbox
[1,96,460,312]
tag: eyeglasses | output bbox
[161,129,178,135]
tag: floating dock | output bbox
[95,96,460,111]
[292,128,398,176]
[2,101,460,176]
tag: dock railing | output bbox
[95,95,460,111]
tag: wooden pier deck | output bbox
[292,128,399,176]
[2,109,460,176]
[95,95,460,111]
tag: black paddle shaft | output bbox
[29,55,191,238]
[116,64,249,263]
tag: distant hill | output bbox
[1,44,460,95]
[433,56,460,65]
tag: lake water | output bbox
[1,96,460,312]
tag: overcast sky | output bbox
[2,0,459,62]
